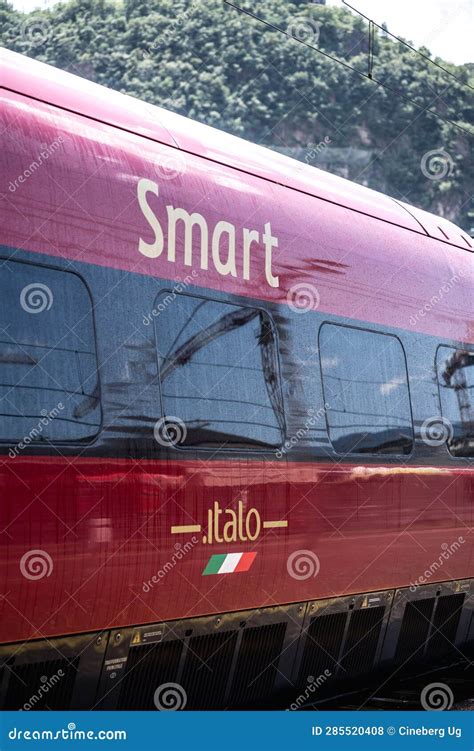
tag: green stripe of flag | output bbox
[202,553,227,575]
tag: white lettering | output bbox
[137,179,164,258]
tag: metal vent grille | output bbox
[395,598,435,664]
[181,631,238,709]
[229,623,286,706]
[3,658,78,710]
[298,612,347,685]
[427,594,465,657]
[341,606,385,676]
[117,639,183,710]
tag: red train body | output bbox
[0,49,472,709]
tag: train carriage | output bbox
[0,48,472,710]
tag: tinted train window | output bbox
[436,346,474,457]
[154,293,284,448]
[0,260,100,444]
[320,324,413,455]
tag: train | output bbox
[0,48,472,711]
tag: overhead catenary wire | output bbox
[223,1,473,138]
[343,0,473,92]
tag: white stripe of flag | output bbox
[217,552,243,574]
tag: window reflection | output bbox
[320,324,413,455]
[437,346,474,457]
[0,260,101,443]
[154,293,284,448]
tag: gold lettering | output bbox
[246,508,261,541]
[213,501,224,543]
[223,508,238,542]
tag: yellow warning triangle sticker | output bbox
[131,631,142,645]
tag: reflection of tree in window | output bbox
[155,295,284,448]
[0,260,100,444]
[438,347,474,457]
[320,325,413,455]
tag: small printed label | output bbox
[130,628,165,647]
[104,657,127,672]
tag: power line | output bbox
[223,1,473,138]
[343,0,473,92]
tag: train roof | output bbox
[2,47,472,253]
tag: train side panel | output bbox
[0,88,472,649]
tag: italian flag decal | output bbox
[202,552,257,576]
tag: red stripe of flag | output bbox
[234,552,257,572]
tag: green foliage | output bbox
[1,0,472,231]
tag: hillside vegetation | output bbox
[1,0,472,231]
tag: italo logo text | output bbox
[137,178,280,288]
[171,501,287,544]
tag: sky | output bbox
[8,0,474,65]
[327,0,473,65]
